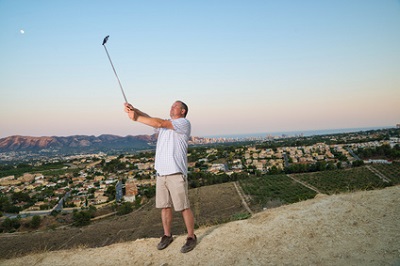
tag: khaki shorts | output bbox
[156,173,190,212]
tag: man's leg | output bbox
[181,208,197,253]
[161,207,173,236]
[182,208,195,238]
[157,207,174,250]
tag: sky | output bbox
[1,0,399,138]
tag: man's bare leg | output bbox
[157,207,174,250]
[161,207,173,236]
[182,208,195,238]
[180,208,197,253]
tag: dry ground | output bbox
[1,185,399,265]
[0,182,247,259]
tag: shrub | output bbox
[117,202,133,215]
[1,217,21,232]
[30,215,41,229]
[72,210,92,226]
[231,212,251,221]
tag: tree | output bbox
[315,161,327,172]
[72,210,92,226]
[0,195,10,212]
[0,195,21,214]
[352,160,364,167]
[325,162,336,170]
[40,204,50,210]
[117,202,133,215]
[105,185,116,201]
[1,217,21,232]
[11,192,31,203]
[269,166,283,175]
[140,185,156,199]
[30,215,41,229]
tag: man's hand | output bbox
[124,103,138,121]
[124,103,134,112]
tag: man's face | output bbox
[170,101,185,119]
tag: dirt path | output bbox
[233,181,253,215]
[366,165,391,183]
[2,185,399,266]
[287,174,323,194]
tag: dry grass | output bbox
[2,185,399,266]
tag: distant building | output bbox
[115,181,123,201]
[94,195,108,204]
[0,175,14,181]
[124,179,138,202]
[365,159,392,164]
[209,163,227,173]
[94,175,105,182]
[397,124,400,129]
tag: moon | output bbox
[20,29,25,34]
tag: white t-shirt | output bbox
[154,118,191,176]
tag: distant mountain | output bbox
[0,134,158,154]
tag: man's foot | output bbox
[180,235,197,253]
[157,235,173,250]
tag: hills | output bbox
[1,183,399,265]
[0,135,158,154]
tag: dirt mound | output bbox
[2,185,399,266]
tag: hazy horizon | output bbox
[1,1,399,138]
[0,125,395,140]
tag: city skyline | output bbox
[1,1,399,138]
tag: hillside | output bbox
[0,182,248,259]
[1,185,399,266]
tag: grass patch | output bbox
[231,212,251,221]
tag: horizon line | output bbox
[1,125,397,140]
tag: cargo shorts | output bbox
[156,172,190,212]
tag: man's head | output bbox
[170,100,189,119]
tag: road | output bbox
[346,148,361,160]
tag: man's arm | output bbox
[124,103,150,118]
[136,116,174,129]
[124,103,173,129]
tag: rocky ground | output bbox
[1,185,399,265]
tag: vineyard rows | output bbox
[239,163,399,211]
[369,162,400,185]
[239,175,317,211]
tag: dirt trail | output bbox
[288,174,322,194]
[366,165,391,183]
[2,185,399,266]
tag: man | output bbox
[124,101,197,253]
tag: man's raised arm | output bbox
[124,103,173,129]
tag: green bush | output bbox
[231,212,251,221]
[117,202,133,215]
[30,215,41,229]
[1,217,21,232]
[72,210,92,226]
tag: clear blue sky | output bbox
[1,0,399,138]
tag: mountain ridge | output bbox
[0,134,158,153]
